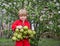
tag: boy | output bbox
[12,8,30,46]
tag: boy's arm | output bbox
[11,20,18,31]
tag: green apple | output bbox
[28,30,33,35]
[17,34,22,38]
[32,31,36,35]
[20,29,24,32]
[20,37,23,40]
[23,26,28,30]
[13,32,18,36]
[19,33,22,35]
[12,36,17,41]
[15,28,19,32]
[23,35,26,38]
[24,31,28,35]
[29,34,34,38]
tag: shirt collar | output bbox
[19,19,28,22]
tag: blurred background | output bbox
[0,0,60,46]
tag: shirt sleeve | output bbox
[11,20,18,31]
[28,22,31,29]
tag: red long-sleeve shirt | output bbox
[12,19,30,31]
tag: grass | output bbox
[0,38,60,46]
[0,38,15,46]
[38,38,60,46]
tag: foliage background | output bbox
[0,0,60,46]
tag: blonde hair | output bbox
[18,8,28,16]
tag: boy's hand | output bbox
[16,25,22,29]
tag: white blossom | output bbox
[9,3,12,5]
[14,2,16,4]
[2,9,6,14]
[47,26,49,28]
[49,21,53,24]
[58,11,60,14]
[58,25,60,28]
[56,3,59,6]
[54,0,56,2]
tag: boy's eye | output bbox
[19,15,27,17]
[19,15,22,17]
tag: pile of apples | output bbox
[12,26,36,41]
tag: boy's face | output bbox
[19,15,27,21]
